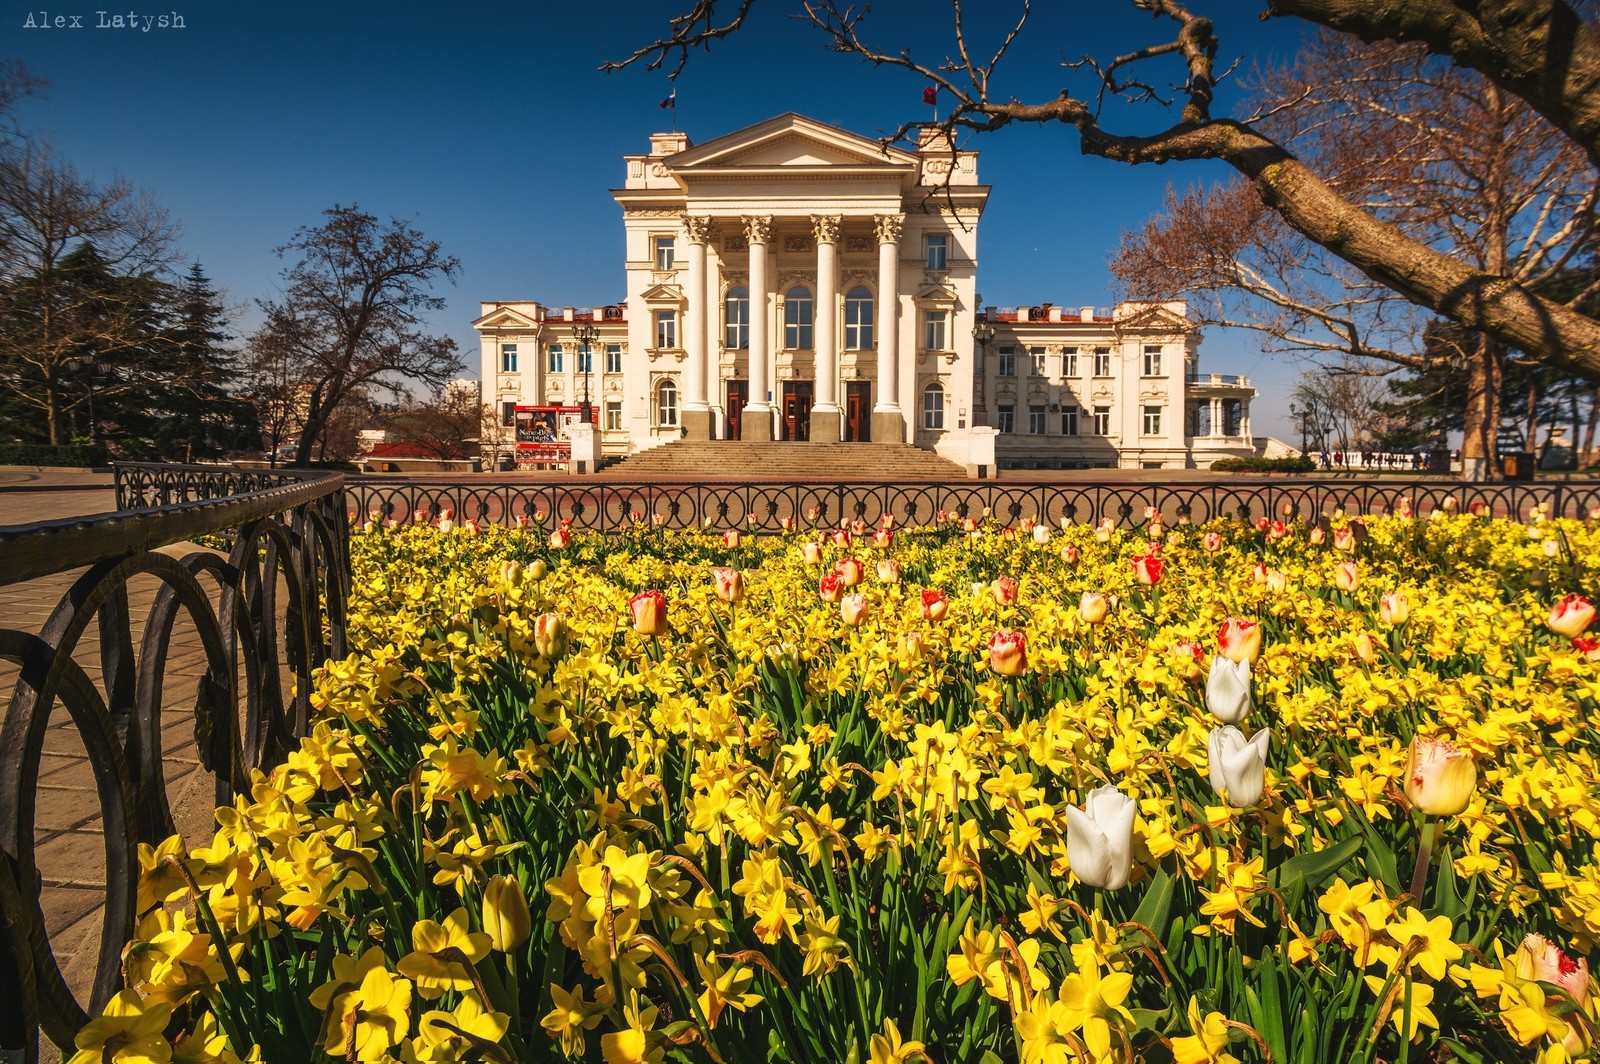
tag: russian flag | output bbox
[660,89,676,109]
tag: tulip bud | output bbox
[1442,496,1458,513]
[872,529,893,549]
[1404,737,1476,816]
[880,514,895,530]
[831,528,852,548]
[533,613,567,658]
[991,576,1020,604]
[1265,569,1288,595]
[1094,519,1114,543]
[1333,526,1356,552]
[835,558,864,587]
[437,515,455,533]
[1573,635,1600,662]
[362,519,377,533]
[988,629,1028,676]
[805,506,820,522]
[500,560,523,586]
[1351,631,1378,664]
[1333,561,1360,593]
[801,540,824,566]
[922,590,949,621]
[1064,785,1136,890]
[1206,656,1253,724]
[962,517,981,534]
[1251,562,1270,586]
[1550,593,1597,638]
[1019,517,1037,534]
[1131,554,1164,586]
[482,874,532,952]
[898,631,927,667]
[550,528,571,550]
[1217,618,1262,664]
[1168,640,1204,683]
[1079,592,1110,625]
[712,567,745,603]
[851,518,868,537]
[527,559,549,581]
[780,515,796,532]
[1032,525,1052,545]
[1202,531,1223,553]
[1308,525,1326,546]
[840,594,870,627]
[818,573,845,603]
[1060,543,1079,565]
[723,529,741,548]
[515,514,530,529]
[1379,591,1409,626]
[1515,933,1592,1013]
[1207,725,1271,807]
[1543,539,1561,557]
[630,590,668,636]
[876,558,900,584]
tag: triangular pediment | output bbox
[914,282,960,303]
[1115,303,1194,333]
[666,113,917,171]
[473,306,540,329]
[638,283,685,305]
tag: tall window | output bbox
[605,344,623,374]
[1143,345,1163,376]
[547,344,563,373]
[655,311,677,349]
[784,287,813,349]
[654,236,676,270]
[658,379,678,426]
[922,310,947,351]
[501,400,516,427]
[922,382,945,430]
[1030,348,1047,376]
[845,287,875,349]
[725,286,750,349]
[925,233,948,270]
[1061,406,1079,435]
[576,342,593,374]
[997,347,1016,377]
[997,404,1015,434]
[605,401,623,431]
[1093,405,1112,435]
[1143,405,1163,435]
[1029,405,1046,433]
[1062,348,1078,378]
[1093,347,1112,376]
[500,344,518,373]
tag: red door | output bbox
[844,381,872,442]
[726,380,748,440]
[781,382,813,441]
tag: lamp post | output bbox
[1290,399,1318,458]
[971,320,996,428]
[572,323,598,424]
[67,355,110,445]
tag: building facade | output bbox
[476,113,1258,470]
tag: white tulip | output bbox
[1206,655,1253,724]
[1064,785,1136,890]
[1032,524,1052,545]
[1207,726,1271,807]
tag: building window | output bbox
[500,344,518,374]
[654,236,676,270]
[1143,345,1163,376]
[1030,348,1047,376]
[725,286,749,350]
[501,400,516,427]
[576,342,593,374]
[1093,347,1112,376]
[997,347,1016,377]
[922,310,947,351]
[1029,405,1046,434]
[1061,406,1078,435]
[845,287,875,350]
[925,233,948,270]
[605,401,623,431]
[997,405,1016,433]
[784,287,813,349]
[1143,405,1163,435]
[547,344,563,373]
[658,379,678,426]
[1093,405,1112,435]
[1062,348,1078,377]
[922,382,945,430]
[655,311,678,350]
[605,344,622,374]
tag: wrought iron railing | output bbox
[345,475,1600,532]
[1,463,349,1062]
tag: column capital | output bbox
[682,214,714,245]
[743,215,773,245]
[874,213,905,245]
[811,214,842,245]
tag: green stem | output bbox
[1408,818,1438,904]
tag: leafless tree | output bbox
[382,384,488,461]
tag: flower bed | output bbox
[88,505,1600,1063]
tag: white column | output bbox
[745,216,772,416]
[874,214,903,414]
[1210,398,1222,437]
[1241,400,1252,441]
[705,227,722,433]
[683,215,712,414]
[812,215,841,417]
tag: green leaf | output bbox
[1270,833,1365,900]
[1432,842,1465,919]
[1253,949,1289,1064]
[1124,866,1174,948]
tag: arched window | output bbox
[844,286,874,350]
[658,379,678,427]
[923,382,945,430]
[725,286,750,350]
[783,286,813,350]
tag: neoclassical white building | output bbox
[476,113,1258,471]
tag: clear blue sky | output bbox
[7,0,1322,441]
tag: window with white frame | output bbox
[1143,404,1163,435]
[1093,405,1112,434]
[844,287,874,350]
[657,379,678,426]
[501,400,516,427]
[1029,405,1046,433]
[922,382,945,430]
[997,346,1016,377]
[605,344,622,374]
[997,404,1015,433]
[605,401,623,431]
[547,344,563,373]
[724,286,749,350]
[654,236,676,270]
[922,309,947,351]
[1030,348,1047,376]
[1062,348,1079,377]
[500,344,518,374]
[784,287,813,349]
[1093,348,1112,376]
[1143,345,1163,376]
[655,311,677,350]
[1061,406,1079,435]
[925,233,947,270]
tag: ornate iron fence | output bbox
[0,463,349,1062]
[345,475,1600,532]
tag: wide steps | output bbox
[602,442,968,481]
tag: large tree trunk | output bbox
[1581,386,1599,467]
[1461,335,1505,481]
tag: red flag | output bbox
[922,85,937,105]
[659,90,676,109]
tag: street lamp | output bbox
[572,323,598,424]
[971,320,996,428]
[67,355,110,445]
[1289,399,1318,458]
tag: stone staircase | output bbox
[600,441,970,481]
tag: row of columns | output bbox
[1200,397,1251,438]
[678,211,906,442]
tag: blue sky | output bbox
[6,0,1321,440]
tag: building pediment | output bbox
[1114,302,1194,334]
[914,282,961,303]
[638,283,686,306]
[472,306,540,329]
[665,113,918,173]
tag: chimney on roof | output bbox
[1048,306,1062,323]
[1080,306,1095,322]
[562,307,575,322]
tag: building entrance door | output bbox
[726,380,748,440]
[781,381,813,441]
[844,381,871,442]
